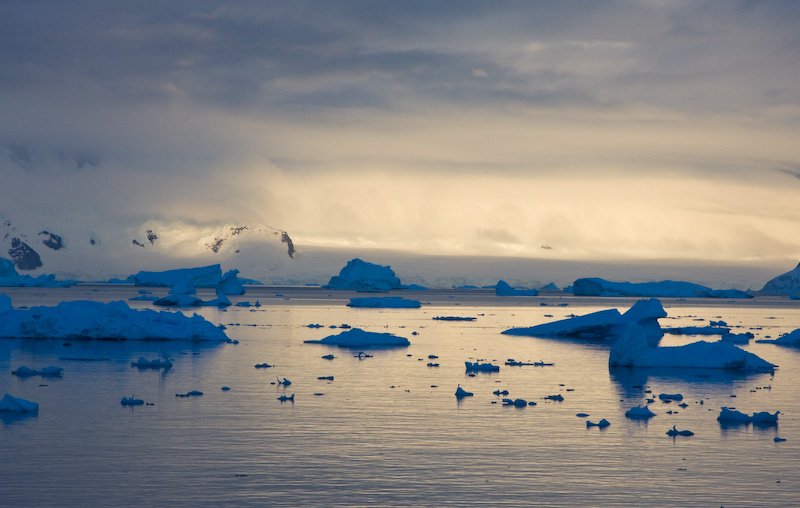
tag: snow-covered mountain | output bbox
[1,214,295,282]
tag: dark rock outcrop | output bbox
[8,237,42,270]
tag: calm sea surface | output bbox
[1,285,799,507]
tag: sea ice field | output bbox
[2,285,800,507]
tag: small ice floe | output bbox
[659,393,684,402]
[321,354,335,360]
[0,393,39,412]
[254,363,273,368]
[455,385,473,399]
[277,394,295,402]
[544,394,564,401]
[235,301,251,307]
[721,332,754,344]
[131,353,173,368]
[129,294,159,302]
[12,365,63,377]
[432,316,476,321]
[304,328,410,347]
[354,352,373,359]
[221,387,231,391]
[427,362,440,367]
[493,390,510,396]
[504,358,552,366]
[666,425,694,437]
[586,419,610,428]
[121,396,144,406]
[576,413,590,418]
[502,398,529,407]
[307,324,324,328]
[717,406,780,425]
[495,280,539,296]
[665,326,730,336]
[625,405,656,419]
[465,361,499,372]
[176,390,204,397]
[757,328,800,346]
[317,376,334,380]
[277,377,292,386]
[774,437,787,442]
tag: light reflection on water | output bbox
[1,286,799,507]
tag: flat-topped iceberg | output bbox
[0,394,39,412]
[502,298,667,346]
[0,298,229,341]
[304,327,410,347]
[134,264,224,288]
[718,407,779,424]
[495,280,539,296]
[609,324,776,372]
[573,278,711,298]
[347,296,421,308]
[762,262,800,293]
[324,258,401,291]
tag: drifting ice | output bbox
[304,328,410,347]
[0,393,39,412]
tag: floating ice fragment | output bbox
[659,393,683,401]
[121,396,144,406]
[0,393,39,412]
[254,363,273,368]
[277,394,295,402]
[455,385,473,399]
[586,419,610,428]
[12,365,63,377]
[465,361,499,372]
[176,391,203,397]
[544,394,564,401]
[625,405,656,419]
[347,296,421,308]
[666,425,694,436]
[304,328,410,347]
[502,398,528,407]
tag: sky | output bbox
[2,0,800,268]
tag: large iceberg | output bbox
[324,258,401,291]
[347,296,421,308]
[134,264,224,288]
[762,262,800,293]
[495,280,539,296]
[572,278,711,297]
[756,328,800,346]
[304,328,410,347]
[502,298,667,346]
[609,324,776,372]
[0,298,229,341]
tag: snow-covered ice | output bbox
[0,257,74,288]
[0,298,229,341]
[572,278,711,297]
[757,328,800,346]
[134,264,224,288]
[12,365,63,377]
[304,328,410,347]
[625,405,656,419]
[762,262,800,293]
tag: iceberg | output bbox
[323,258,402,291]
[455,385,473,399]
[706,289,753,299]
[134,264,223,288]
[120,396,144,406]
[0,394,39,412]
[154,294,231,307]
[0,257,74,288]
[502,298,666,346]
[721,332,753,344]
[573,278,711,297]
[347,296,421,308]
[12,366,63,377]
[465,361,500,372]
[762,262,800,293]
[756,328,800,346]
[495,280,539,296]
[0,299,229,341]
[304,328,410,347]
[609,324,776,372]
[216,269,246,296]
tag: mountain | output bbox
[1,214,295,282]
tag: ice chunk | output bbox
[659,393,683,401]
[304,327,410,347]
[625,405,656,419]
[12,365,63,377]
[586,419,610,427]
[666,425,693,436]
[465,361,500,372]
[610,324,776,371]
[347,296,421,308]
[721,332,753,344]
[0,300,229,341]
[324,258,402,291]
[217,269,246,296]
[455,385,473,398]
[717,407,752,424]
[706,289,753,299]
[757,328,800,346]
[0,393,39,412]
[120,396,144,406]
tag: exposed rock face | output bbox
[762,262,800,293]
[8,237,42,270]
[39,231,63,250]
[281,232,295,258]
